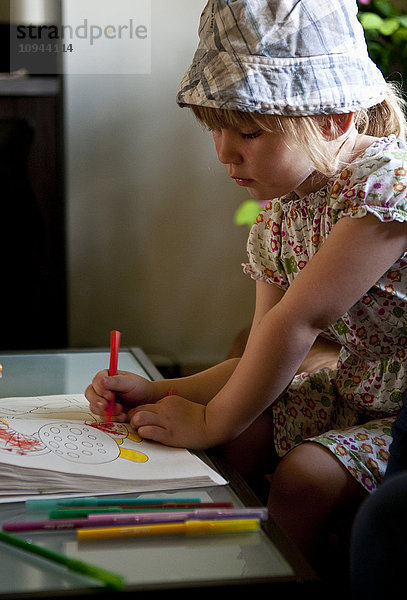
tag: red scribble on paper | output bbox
[0,420,45,455]
[85,421,126,436]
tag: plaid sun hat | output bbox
[176,0,387,116]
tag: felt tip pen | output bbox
[106,329,121,423]
[88,507,268,524]
[55,502,233,510]
[77,518,261,541]
[3,508,268,533]
[3,517,100,532]
[26,496,202,511]
[49,503,234,519]
[50,508,124,519]
[0,530,125,589]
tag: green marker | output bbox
[50,508,123,519]
[0,530,126,590]
[49,507,205,519]
[26,496,201,511]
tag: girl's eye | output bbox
[241,130,262,140]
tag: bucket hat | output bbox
[176,0,387,116]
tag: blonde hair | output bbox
[191,82,406,177]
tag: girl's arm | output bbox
[131,214,407,448]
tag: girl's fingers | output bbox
[136,425,168,444]
[90,370,110,396]
[85,370,154,421]
[129,408,167,443]
[129,406,159,426]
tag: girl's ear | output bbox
[319,113,354,140]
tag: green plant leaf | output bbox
[379,17,400,35]
[233,200,261,227]
[359,11,384,29]
[393,27,407,45]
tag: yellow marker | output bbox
[77,518,260,541]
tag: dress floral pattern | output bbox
[243,135,407,492]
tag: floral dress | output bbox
[243,135,407,492]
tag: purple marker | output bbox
[87,507,268,524]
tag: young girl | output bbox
[86,0,407,571]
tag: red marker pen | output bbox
[106,330,121,423]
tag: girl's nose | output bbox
[213,130,242,165]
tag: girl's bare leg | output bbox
[268,442,367,576]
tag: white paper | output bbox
[0,394,226,495]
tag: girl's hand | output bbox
[85,370,156,422]
[129,395,210,449]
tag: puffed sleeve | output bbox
[330,136,407,223]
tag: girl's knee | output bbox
[268,442,365,508]
[269,443,329,501]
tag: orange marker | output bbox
[106,330,121,423]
